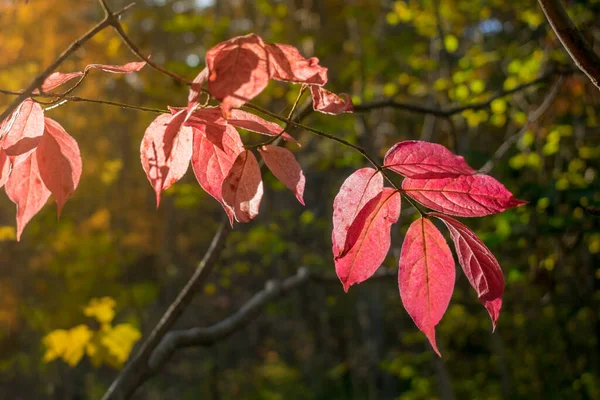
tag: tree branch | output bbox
[353,70,564,117]
[538,0,600,90]
[148,267,397,372]
[101,221,231,400]
[0,2,135,122]
[479,77,563,174]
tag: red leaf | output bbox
[1,99,44,162]
[402,174,527,217]
[85,61,146,73]
[399,217,455,356]
[36,118,82,216]
[186,67,209,120]
[39,71,85,92]
[228,109,298,145]
[332,168,383,257]
[383,141,475,179]
[140,111,193,206]
[310,86,353,115]
[207,34,270,116]
[191,124,244,224]
[431,213,504,329]
[265,43,328,85]
[0,149,11,188]
[258,145,305,205]
[185,107,228,150]
[5,152,51,241]
[221,150,263,223]
[335,188,401,292]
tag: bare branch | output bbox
[148,267,397,371]
[479,77,563,174]
[353,70,564,117]
[101,221,231,400]
[538,0,600,90]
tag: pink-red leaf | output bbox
[228,109,298,144]
[335,188,401,292]
[258,145,305,205]
[140,112,193,206]
[221,150,263,223]
[310,86,353,115]
[85,61,146,73]
[185,107,228,150]
[39,71,85,92]
[332,168,383,257]
[399,217,455,357]
[207,34,270,116]
[431,213,504,329]
[402,174,527,217]
[186,67,209,120]
[0,149,11,188]
[1,99,44,161]
[383,141,475,179]
[5,152,51,241]
[36,118,82,216]
[191,124,244,224]
[265,43,328,85]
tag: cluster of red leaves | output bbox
[142,33,351,225]
[0,61,145,240]
[1,33,525,357]
[332,141,526,355]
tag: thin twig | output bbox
[0,4,129,122]
[538,0,600,90]
[479,77,563,174]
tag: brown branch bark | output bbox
[101,221,230,400]
[538,0,600,90]
[147,268,397,373]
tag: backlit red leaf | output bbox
[39,71,85,92]
[36,118,82,216]
[185,106,228,150]
[383,141,475,179]
[332,168,383,256]
[85,61,146,73]
[207,34,270,116]
[0,149,11,188]
[258,145,305,205]
[5,152,51,241]
[265,43,328,85]
[399,217,455,356]
[402,174,527,217]
[310,86,353,115]
[186,67,209,120]
[221,150,263,223]
[335,188,401,292]
[1,99,44,162]
[228,109,298,144]
[191,124,244,224]
[140,112,193,206]
[431,213,504,329]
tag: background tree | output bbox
[0,0,598,399]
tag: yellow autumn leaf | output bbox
[43,325,93,367]
[84,297,116,324]
[100,323,141,365]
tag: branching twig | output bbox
[0,2,135,122]
[538,0,600,90]
[148,267,397,371]
[102,221,230,400]
[479,77,563,174]
[353,70,564,117]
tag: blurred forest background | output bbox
[1,0,599,399]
